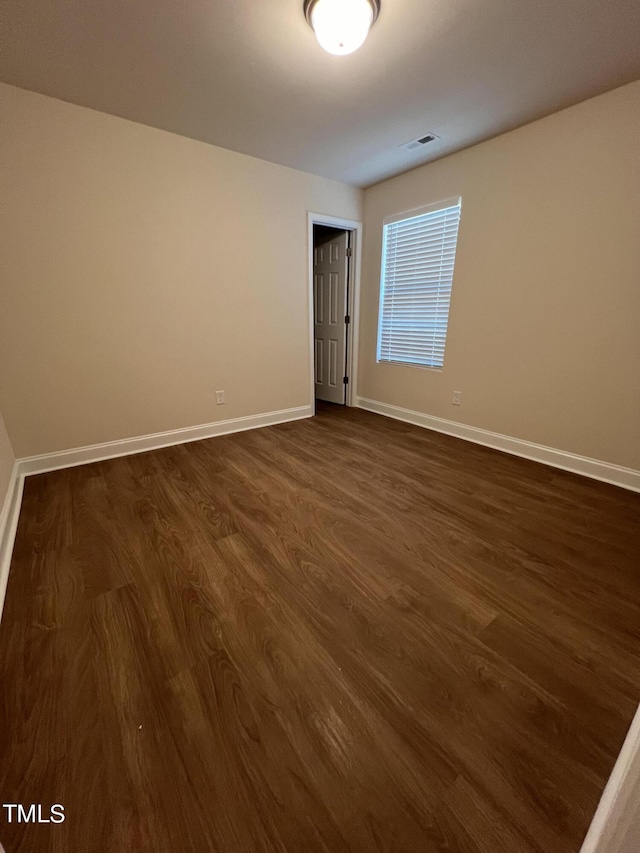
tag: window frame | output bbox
[376,196,462,371]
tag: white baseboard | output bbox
[580,702,640,853]
[0,463,24,620]
[356,397,640,492]
[18,405,313,476]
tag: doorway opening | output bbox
[308,213,362,413]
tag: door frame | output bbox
[307,212,363,412]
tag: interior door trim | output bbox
[307,212,363,414]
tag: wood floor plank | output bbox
[441,774,540,853]
[0,402,639,852]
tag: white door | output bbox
[314,232,349,404]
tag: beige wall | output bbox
[359,81,640,470]
[0,410,16,514]
[0,84,362,457]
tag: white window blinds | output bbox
[377,198,461,369]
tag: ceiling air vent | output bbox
[402,133,439,152]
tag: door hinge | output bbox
[343,376,349,385]
[345,314,350,325]
[346,247,353,257]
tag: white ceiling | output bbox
[2,0,639,187]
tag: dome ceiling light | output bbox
[304,0,381,56]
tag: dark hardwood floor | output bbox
[1,403,639,852]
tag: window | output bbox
[377,197,461,369]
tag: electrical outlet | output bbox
[215,390,225,405]
[452,391,461,406]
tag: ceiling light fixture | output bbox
[304,0,381,56]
